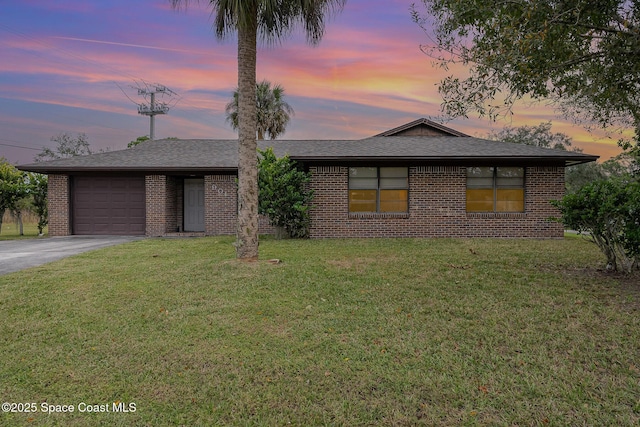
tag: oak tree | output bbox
[412,0,640,150]
[35,132,92,162]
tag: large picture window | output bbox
[349,167,408,213]
[466,167,524,212]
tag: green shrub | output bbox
[553,177,640,272]
[258,147,314,238]
[26,173,48,235]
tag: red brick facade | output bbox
[205,175,237,235]
[46,167,564,238]
[307,165,565,238]
[47,174,70,237]
[145,175,171,236]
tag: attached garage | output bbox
[72,176,145,235]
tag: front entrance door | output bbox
[184,179,205,232]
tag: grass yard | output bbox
[0,236,638,426]
[0,222,47,240]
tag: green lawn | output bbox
[0,237,638,426]
[0,222,47,240]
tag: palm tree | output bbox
[170,0,345,260]
[226,80,295,140]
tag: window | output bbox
[466,167,524,212]
[349,167,408,213]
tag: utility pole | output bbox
[136,84,176,140]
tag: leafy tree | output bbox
[26,173,48,235]
[35,132,92,162]
[565,152,637,193]
[487,122,578,151]
[128,136,150,148]
[411,0,640,151]
[601,152,639,177]
[0,158,28,234]
[258,147,313,238]
[170,0,345,260]
[564,163,606,195]
[226,80,295,140]
[487,122,599,192]
[553,178,640,273]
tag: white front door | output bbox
[184,179,205,232]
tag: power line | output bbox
[0,23,229,139]
[0,24,151,137]
[0,141,41,151]
[134,82,178,140]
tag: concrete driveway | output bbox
[0,236,144,276]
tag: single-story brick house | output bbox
[19,118,598,238]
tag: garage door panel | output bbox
[73,176,146,235]
[94,195,111,203]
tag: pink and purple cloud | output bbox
[0,0,622,164]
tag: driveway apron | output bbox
[0,236,143,275]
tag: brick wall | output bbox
[47,174,70,236]
[308,165,565,238]
[205,175,237,235]
[204,174,275,236]
[47,168,564,239]
[44,172,295,238]
[49,166,564,238]
[258,215,276,235]
[165,176,178,232]
[145,175,168,236]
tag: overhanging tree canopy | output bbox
[412,0,640,147]
[487,122,577,151]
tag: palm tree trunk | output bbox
[235,11,259,261]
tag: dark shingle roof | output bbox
[19,136,598,174]
[273,136,596,164]
[19,139,239,173]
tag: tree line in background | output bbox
[488,122,637,193]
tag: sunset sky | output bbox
[0,0,623,165]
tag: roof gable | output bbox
[375,118,469,137]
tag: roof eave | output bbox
[563,156,600,166]
[17,165,238,174]
[291,155,599,166]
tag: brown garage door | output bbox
[73,176,145,235]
